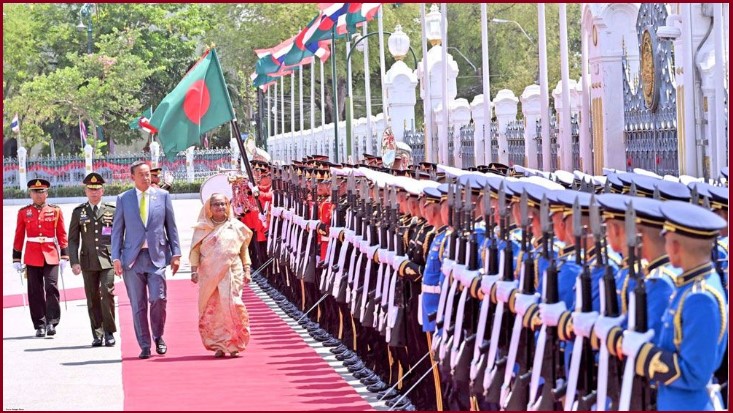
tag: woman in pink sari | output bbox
[190,193,252,357]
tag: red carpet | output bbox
[119,279,374,411]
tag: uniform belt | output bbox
[421,284,441,294]
[26,236,55,243]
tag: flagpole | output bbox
[345,33,353,160]
[290,72,295,160]
[363,22,373,159]
[230,119,263,215]
[331,26,340,163]
[310,61,315,156]
[299,63,304,158]
[280,76,285,161]
[377,5,389,143]
[480,3,492,167]
[320,60,326,158]
[420,4,433,163]
[273,82,278,137]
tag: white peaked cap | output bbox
[593,175,608,185]
[520,176,566,191]
[553,170,575,185]
[437,164,470,178]
[663,174,680,182]
[633,168,663,180]
[602,167,622,175]
[679,174,703,186]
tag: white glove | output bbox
[462,270,480,289]
[363,240,374,254]
[621,329,655,359]
[344,230,354,244]
[514,292,541,317]
[572,311,600,338]
[452,264,466,285]
[539,301,567,327]
[258,213,267,225]
[366,245,379,260]
[329,227,340,239]
[377,248,389,265]
[59,259,68,274]
[383,250,395,266]
[441,259,455,278]
[13,262,23,272]
[392,255,408,271]
[594,315,626,342]
[481,274,500,296]
[496,280,518,303]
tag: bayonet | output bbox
[589,195,603,268]
[652,184,661,200]
[604,178,611,194]
[628,182,638,197]
[702,195,711,210]
[690,185,699,204]
[573,196,583,265]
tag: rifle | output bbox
[469,184,500,408]
[449,181,479,381]
[386,186,407,346]
[501,189,539,410]
[348,178,368,314]
[619,203,652,411]
[433,179,458,353]
[320,174,341,293]
[483,181,517,404]
[564,196,597,411]
[332,171,356,303]
[301,176,318,284]
[375,185,395,334]
[528,194,566,410]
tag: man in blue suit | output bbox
[111,161,181,359]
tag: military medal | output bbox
[80,209,88,232]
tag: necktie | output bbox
[140,191,147,225]
[93,205,98,216]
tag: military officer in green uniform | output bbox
[68,172,118,347]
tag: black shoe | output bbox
[367,382,389,393]
[92,337,104,347]
[377,389,399,399]
[154,337,167,355]
[323,338,341,347]
[335,350,355,361]
[104,333,116,347]
[343,355,361,366]
[330,344,348,354]
[46,324,56,336]
[139,348,151,359]
[353,368,373,379]
[348,364,368,375]
[360,374,381,386]
[35,327,46,337]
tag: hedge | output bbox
[3,181,204,199]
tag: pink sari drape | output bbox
[191,203,253,353]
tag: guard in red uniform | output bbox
[12,179,70,337]
[253,160,273,274]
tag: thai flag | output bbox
[138,117,157,134]
[11,114,20,133]
[79,117,87,147]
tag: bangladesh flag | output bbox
[149,48,235,160]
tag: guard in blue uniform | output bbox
[418,185,447,411]
[620,201,728,411]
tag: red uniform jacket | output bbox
[13,204,69,267]
[318,200,332,262]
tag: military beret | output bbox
[82,172,105,189]
[28,178,50,190]
[660,200,727,239]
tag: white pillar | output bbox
[273,82,278,137]
[520,85,541,169]
[149,141,160,168]
[480,3,492,168]
[713,3,728,173]
[552,79,578,170]
[493,89,519,165]
[18,146,27,190]
[440,3,450,165]
[558,4,572,172]
[451,98,471,168]
[419,4,433,162]
[580,13,592,174]
[346,37,354,157]
[230,137,239,169]
[538,4,551,171]
[385,60,418,143]
[470,95,490,165]
[84,144,94,175]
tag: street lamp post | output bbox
[345,28,418,159]
[491,18,538,84]
[77,3,94,55]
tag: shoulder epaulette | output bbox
[20,204,33,210]
[73,203,87,210]
[48,204,60,208]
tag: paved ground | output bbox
[2,197,390,411]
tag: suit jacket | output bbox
[111,187,181,269]
[68,201,116,271]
